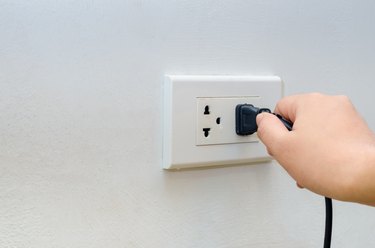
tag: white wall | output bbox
[1,1,375,247]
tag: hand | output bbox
[256,93,375,206]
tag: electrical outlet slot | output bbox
[204,105,210,115]
[216,117,221,125]
[203,128,211,137]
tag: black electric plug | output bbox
[236,104,258,135]
[236,104,292,135]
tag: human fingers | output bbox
[256,112,290,156]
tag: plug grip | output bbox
[236,104,293,135]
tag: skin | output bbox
[256,93,375,206]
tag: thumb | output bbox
[256,113,290,156]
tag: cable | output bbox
[324,197,333,248]
[235,104,333,247]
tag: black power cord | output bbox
[324,197,333,248]
[236,104,333,248]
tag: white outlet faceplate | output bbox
[163,75,282,170]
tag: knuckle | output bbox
[336,94,350,102]
[308,92,323,97]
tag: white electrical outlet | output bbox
[163,75,282,170]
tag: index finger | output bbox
[273,94,302,123]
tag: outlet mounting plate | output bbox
[163,75,282,170]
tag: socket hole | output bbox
[216,117,221,125]
[203,128,211,137]
[204,105,210,115]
